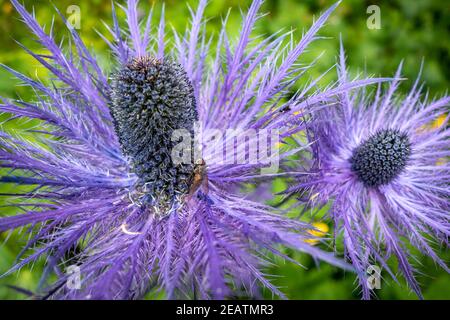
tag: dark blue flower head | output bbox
[350,129,411,187]
[110,56,198,213]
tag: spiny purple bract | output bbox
[110,57,198,212]
[0,0,387,300]
[287,43,450,299]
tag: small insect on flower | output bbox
[287,42,450,299]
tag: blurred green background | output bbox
[0,0,448,299]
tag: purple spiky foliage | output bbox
[0,0,385,300]
[287,43,450,299]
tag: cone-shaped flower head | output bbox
[110,57,198,213]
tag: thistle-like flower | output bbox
[288,44,450,299]
[0,0,386,299]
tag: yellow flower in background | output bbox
[417,113,447,133]
[2,2,13,15]
[305,221,329,245]
[436,158,447,166]
[433,114,447,129]
[432,114,448,166]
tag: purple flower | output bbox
[288,43,450,299]
[0,0,386,299]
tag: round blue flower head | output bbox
[350,129,411,187]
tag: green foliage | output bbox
[0,0,448,299]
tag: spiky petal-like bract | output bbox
[0,0,385,299]
[288,44,450,299]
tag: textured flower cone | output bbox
[110,57,198,214]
